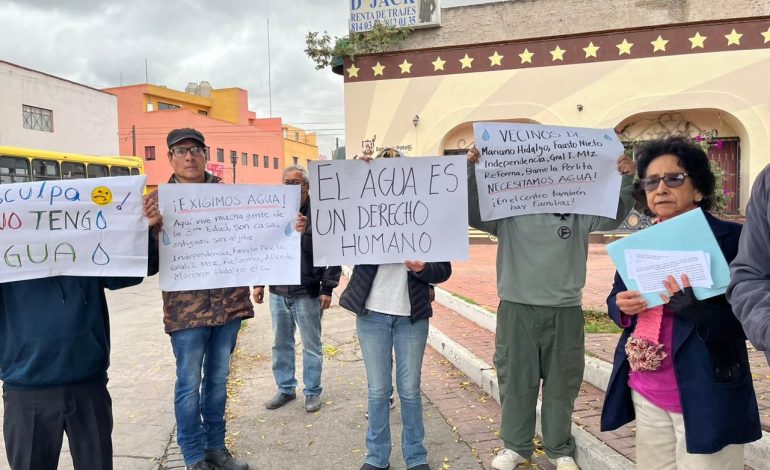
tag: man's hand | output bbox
[252,286,264,304]
[467,146,480,164]
[405,260,426,273]
[143,194,162,228]
[295,214,308,233]
[319,295,332,310]
[616,155,636,176]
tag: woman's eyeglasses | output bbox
[639,173,688,192]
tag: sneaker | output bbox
[407,465,431,470]
[187,461,216,470]
[205,448,250,470]
[264,391,296,410]
[365,394,396,419]
[305,394,322,412]
[549,456,579,470]
[360,464,390,470]
[491,448,527,470]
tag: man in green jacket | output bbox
[467,146,636,470]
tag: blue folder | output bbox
[605,208,730,307]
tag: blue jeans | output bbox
[270,293,323,396]
[170,319,242,466]
[357,309,429,469]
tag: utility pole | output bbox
[131,125,136,156]
[267,18,273,117]
[230,154,238,184]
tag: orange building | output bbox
[103,82,284,189]
[282,124,319,169]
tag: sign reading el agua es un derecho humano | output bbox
[0,176,149,282]
[158,184,301,292]
[309,156,468,266]
[350,0,441,33]
[473,123,624,221]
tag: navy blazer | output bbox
[600,212,762,454]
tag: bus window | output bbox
[62,161,86,180]
[110,166,130,177]
[0,155,31,184]
[32,158,61,181]
[130,168,140,176]
[87,164,109,178]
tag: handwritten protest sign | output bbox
[158,184,300,291]
[473,123,624,220]
[309,156,468,266]
[0,176,148,282]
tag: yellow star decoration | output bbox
[518,48,534,64]
[616,39,634,55]
[651,35,669,52]
[432,56,446,71]
[346,64,360,78]
[399,60,413,74]
[550,45,566,62]
[583,42,600,58]
[489,51,504,66]
[689,32,707,49]
[725,28,743,46]
[371,62,385,76]
[459,54,474,69]
[762,26,770,44]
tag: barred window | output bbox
[22,105,53,132]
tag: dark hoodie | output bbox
[0,235,159,390]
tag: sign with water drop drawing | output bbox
[0,175,149,282]
[473,123,624,220]
[157,183,301,291]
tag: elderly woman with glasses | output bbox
[600,136,761,469]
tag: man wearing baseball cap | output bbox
[158,128,253,470]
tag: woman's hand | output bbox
[252,286,264,304]
[615,290,648,315]
[467,146,480,164]
[295,213,308,233]
[616,155,636,176]
[659,274,689,304]
[404,260,425,273]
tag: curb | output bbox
[434,286,769,469]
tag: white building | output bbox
[0,60,118,155]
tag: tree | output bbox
[305,22,412,73]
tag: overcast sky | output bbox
[0,0,491,156]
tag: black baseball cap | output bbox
[167,128,205,147]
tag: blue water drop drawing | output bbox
[161,230,171,246]
[284,221,294,236]
[603,134,613,142]
[91,243,111,266]
[482,129,490,141]
[95,211,107,229]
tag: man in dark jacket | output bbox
[159,128,253,470]
[253,165,341,413]
[1,197,161,470]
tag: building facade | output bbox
[0,60,118,155]
[103,82,284,188]
[282,124,319,169]
[342,1,770,213]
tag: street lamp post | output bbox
[230,154,238,183]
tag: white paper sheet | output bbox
[624,249,713,293]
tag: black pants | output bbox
[2,380,113,470]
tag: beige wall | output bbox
[398,0,770,51]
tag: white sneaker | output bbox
[491,448,527,470]
[549,456,579,470]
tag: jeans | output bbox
[170,319,242,466]
[357,309,429,469]
[270,293,324,396]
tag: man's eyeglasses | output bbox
[639,173,688,192]
[283,180,307,186]
[171,146,205,158]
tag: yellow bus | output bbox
[0,146,144,185]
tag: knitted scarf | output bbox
[626,305,667,372]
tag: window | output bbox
[292,156,299,165]
[144,146,156,161]
[294,132,300,141]
[61,162,86,180]
[22,105,53,132]
[32,159,60,181]
[283,129,288,138]
[273,157,279,169]
[110,166,130,177]
[198,110,208,116]
[87,164,109,178]
[263,155,269,167]
[217,148,224,163]
[242,152,248,166]
[230,150,237,164]
[158,102,180,110]
[252,154,258,167]
[130,168,140,176]
[206,147,211,162]
[0,156,31,183]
